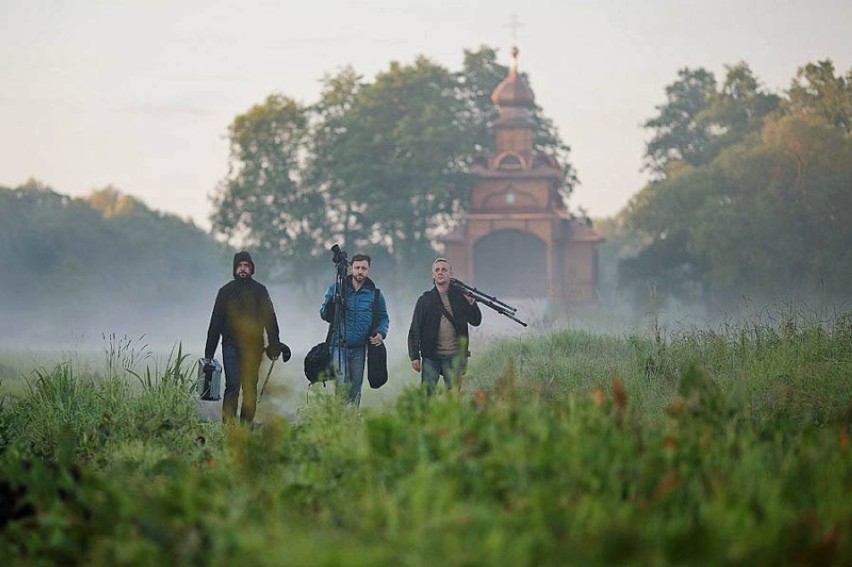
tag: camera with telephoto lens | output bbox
[330,243,348,266]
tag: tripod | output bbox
[449,278,527,327]
[330,256,350,385]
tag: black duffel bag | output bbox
[366,288,388,389]
[367,342,388,389]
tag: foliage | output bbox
[0,180,230,341]
[210,94,328,286]
[702,62,782,156]
[642,67,718,175]
[787,60,852,134]
[1,314,850,564]
[622,59,852,309]
[210,46,576,289]
[590,213,645,303]
[316,56,478,285]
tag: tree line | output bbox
[0,180,228,343]
[214,47,851,311]
[610,60,852,309]
[5,52,848,326]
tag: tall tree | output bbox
[621,60,852,308]
[620,163,718,304]
[210,94,329,284]
[702,61,781,150]
[786,60,852,134]
[311,56,475,279]
[309,65,369,253]
[643,67,717,176]
[687,113,852,300]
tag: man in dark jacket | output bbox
[408,258,482,395]
[205,251,282,424]
[320,253,389,406]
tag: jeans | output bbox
[330,345,366,406]
[421,353,465,396]
[222,343,262,424]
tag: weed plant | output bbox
[0,315,850,565]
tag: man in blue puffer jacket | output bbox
[320,253,389,406]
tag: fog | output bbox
[3,270,845,359]
[3,259,847,421]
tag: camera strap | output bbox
[436,293,462,336]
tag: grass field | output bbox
[1,312,850,565]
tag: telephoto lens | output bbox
[331,243,348,265]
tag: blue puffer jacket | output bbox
[320,276,389,348]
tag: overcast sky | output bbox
[1,0,850,228]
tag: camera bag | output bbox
[367,288,388,389]
[304,323,335,384]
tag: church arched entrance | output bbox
[472,229,548,298]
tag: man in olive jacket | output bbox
[205,251,282,424]
[408,258,482,395]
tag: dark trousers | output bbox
[421,353,465,396]
[222,343,263,424]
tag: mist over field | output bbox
[0,257,353,365]
[2,50,851,372]
[3,244,843,362]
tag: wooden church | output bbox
[440,46,602,303]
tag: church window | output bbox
[497,154,523,170]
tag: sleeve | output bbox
[466,300,483,327]
[262,286,281,347]
[319,284,335,323]
[204,289,225,359]
[407,296,424,361]
[375,291,390,339]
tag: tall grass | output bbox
[0,339,207,467]
[0,313,850,564]
[467,309,852,427]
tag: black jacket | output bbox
[408,286,482,361]
[205,253,280,359]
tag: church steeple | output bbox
[438,37,603,305]
[491,46,535,108]
[490,45,536,153]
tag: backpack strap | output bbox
[370,288,380,335]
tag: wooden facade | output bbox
[441,46,602,303]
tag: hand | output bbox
[265,343,281,360]
[369,333,383,346]
[202,359,215,373]
[411,359,421,372]
[464,292,476,305]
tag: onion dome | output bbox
[490,46,535,107]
